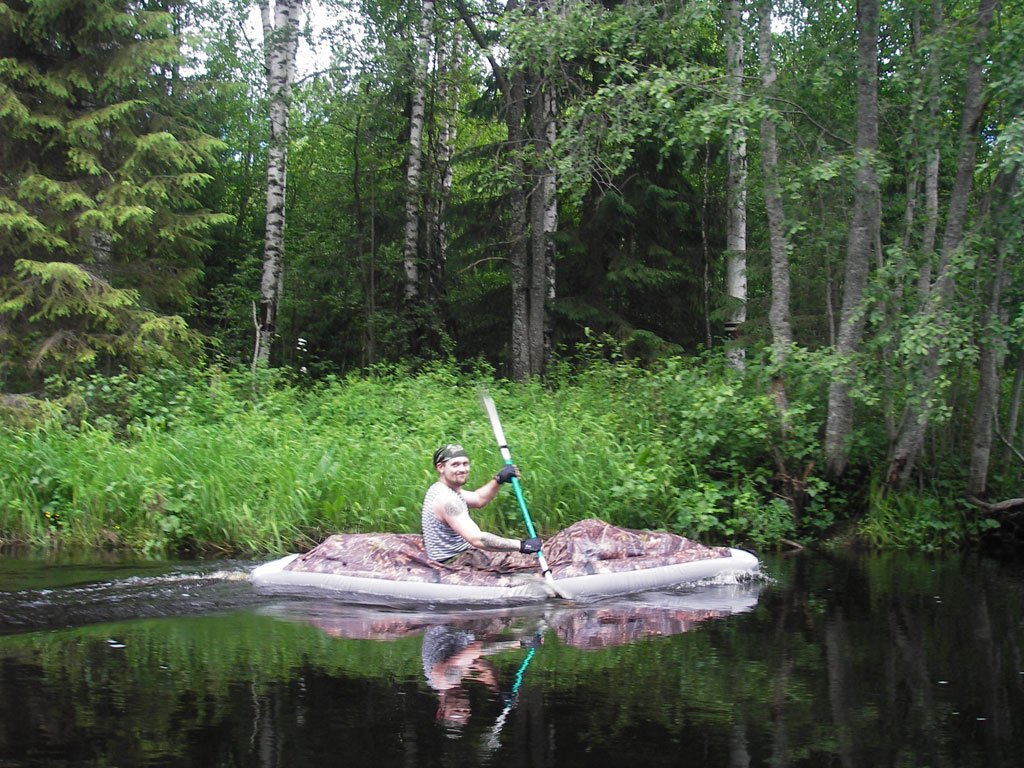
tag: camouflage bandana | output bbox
[433,443,468,466]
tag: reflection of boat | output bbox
[251,518,760,607]
[259,582,763,649]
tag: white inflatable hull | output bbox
[251,547,760,606]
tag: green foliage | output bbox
[2,0,1022,546]
[2,350,1005,555]
[0,0,230,389]
[0,357,790,554]
[0,259,203,385]
[857,481,999,551]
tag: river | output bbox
[1,547,1022,767]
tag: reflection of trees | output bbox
[0,560,1022,767]
[754,553,1024,768]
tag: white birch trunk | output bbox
[528,74,557,375]
[255,0,303,367]
[433,28,457,276]
[403,0,434,302]
[725,0,747,368]
[542,82,558,366]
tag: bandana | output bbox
[433,443,468,466]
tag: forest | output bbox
[1,0,1022,554]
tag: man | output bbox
[421,443,542,563]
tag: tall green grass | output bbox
[2,357,831,555]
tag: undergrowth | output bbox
[0,355,978,555]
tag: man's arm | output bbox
[460,476,502,509]
[440,501,521,552]
[461,465,519,508]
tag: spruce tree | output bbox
[0,0,230,390]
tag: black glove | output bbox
[520,536,542,554]
[494,464,519,484]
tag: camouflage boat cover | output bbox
[285,518,732,588]
[262,582,762,648]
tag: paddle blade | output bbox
[480,392,511,460]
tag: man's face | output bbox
[437,456,471,488]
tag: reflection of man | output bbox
[421,625,523,729]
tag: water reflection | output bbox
[259,583,762,649]
[258,583,763,749]
[421,623,530,730]
[2,552,1023,767]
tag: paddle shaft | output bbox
[485,645,536,748]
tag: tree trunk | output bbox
[353,107,378,366]
[824,0,881,479]
[702,141,713,350]
[967,167,1020,497]
[885,0,999,490]
[757,0,793,368]
[759,0,809,519]
[1005,351,1024,469]
[431,27,457,289]
[453,0,538,380]
[918,1,943,298]
[255,0,303,368]
[542,83,558,368]
[529,66,557,376]
[967,254,1006,498]
[403,0,434,304]
[725,0,747,367]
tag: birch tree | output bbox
[254,0,303,367]
[402,0,434,303]
[426,23,459,288]
[528,0,559,375]
[724,0,748,367]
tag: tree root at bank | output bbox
[968,495,1024,555]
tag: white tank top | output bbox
[421,481,472,561]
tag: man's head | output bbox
[433,443,468,467]
[434,443,471,488]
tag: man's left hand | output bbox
[519,536,542,554]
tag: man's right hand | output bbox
[520,536,542,554]
[494,465,520,484]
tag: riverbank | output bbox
[0,358,999,555]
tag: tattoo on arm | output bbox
[478,532,520,552]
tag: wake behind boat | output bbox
[251,518,760,606]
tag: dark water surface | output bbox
[1,549,1023,767]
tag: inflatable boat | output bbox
[251,519,760,606]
